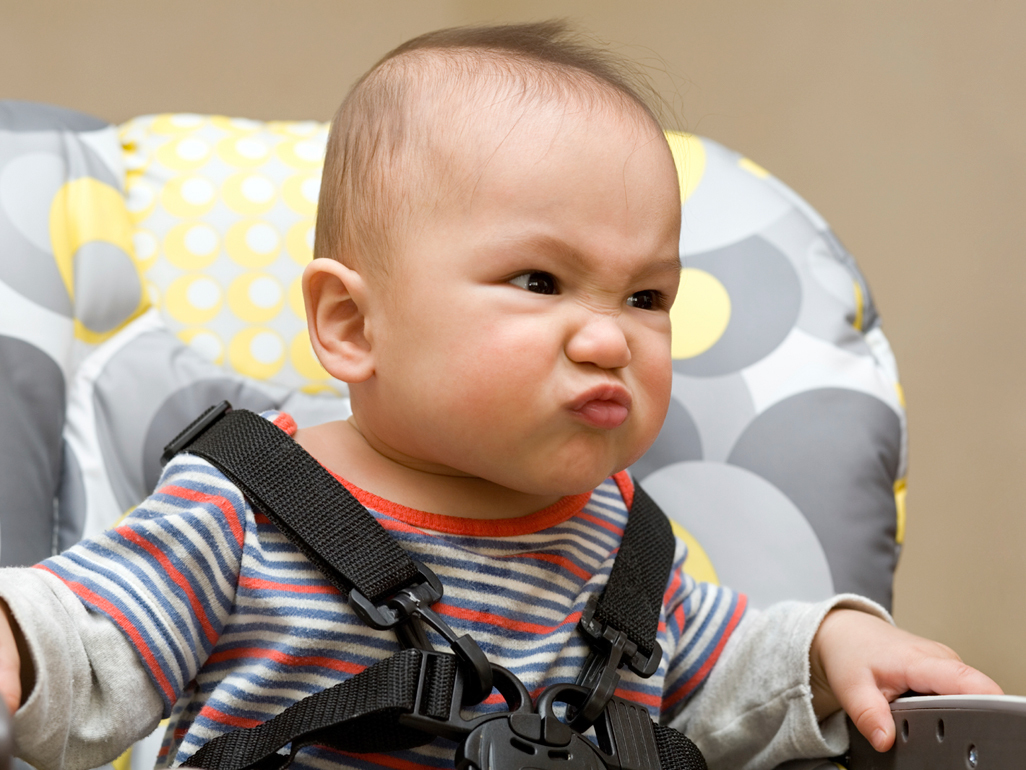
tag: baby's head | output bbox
[304,22,682,499]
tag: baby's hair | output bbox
[315,20,663,274]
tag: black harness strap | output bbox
[164,405,419,602]
[183,649,454,770]
[166,405,705,770]
[592,484,675,663]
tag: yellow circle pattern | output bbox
[156,136,212,172]
[165,273,224,325]
[222,172,277,216]
[217,135,272,168]
[277,138,326,170]
[227,273,284,324]
[124,114,335,392]
[225,219,281,268]
[229,327,285,380]
[670,268,732,360]
[161,175,217,218]
[178,328,225,365]
[164,222,220,270]
[282,173,319,216]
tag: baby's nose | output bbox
[565,315,631,369]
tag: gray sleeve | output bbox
[670,594,891,770]
[0,568,164,770]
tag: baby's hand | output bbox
[0,600,22,716]
[810,609,1002,752]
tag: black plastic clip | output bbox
[573,596,662,730]
[350,561,494,705]
[160,401,233,467]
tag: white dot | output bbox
[126,182,154,212]
[181,177,214,205]
[184,224,218,256]
[294,139,325,162]
[176,137,209,162]
[147,283,161,305]
[250,332,283,364]
[186,277,221,310]
[305,226,315,250]
[133,231,157,260]
[241,175,274,203]
[248,277,282,309]
[188,332,223,362]
[230,118,262,131]
[236,137,269,160]
[245,223,280,254]
[301,177,321,204]
[171,114,204,128]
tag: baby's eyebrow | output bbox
[497,233,682,276]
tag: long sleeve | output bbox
[0,568,163,770]
[670,594,891,770]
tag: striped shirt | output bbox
[38,412,746,770]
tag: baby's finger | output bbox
[903,654,1003,697]
[841,679,896,752]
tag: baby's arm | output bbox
[669,595,883,770]
[809,608,1002,751]
[0,568,163,770]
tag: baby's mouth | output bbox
[569,386,631,430]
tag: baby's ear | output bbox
[303,258,375,383]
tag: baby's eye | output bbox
[627,290,661,310]
[509,271,558,295]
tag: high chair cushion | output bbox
[0,103,906,612]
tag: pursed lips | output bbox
[568,384,632,429]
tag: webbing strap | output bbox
[591,484,676,660]
[178,407,419,602]
[183,649,454,770]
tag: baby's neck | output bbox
[293,419,564,519]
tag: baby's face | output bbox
[360,98,682,497]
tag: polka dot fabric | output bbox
[121,114,335,394]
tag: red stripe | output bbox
[435,603,582,635]
[156,485,245,548]
[517,552,591,581]
[613,686,661,708]
[114,526,219,646]
[238,575,339,595]
[205,644,366,675]
[663,569,683,605]
[673,603,686,631]
[577,511,624,537]
[664,594,748,709]
[197,703,264,729]
[38,566,177,703]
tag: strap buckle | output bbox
[350,561,494,705]
[160,400,233,466]
[573,596,662,730]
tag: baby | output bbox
[0,20,1001,770]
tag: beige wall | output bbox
[4,0,1025,692]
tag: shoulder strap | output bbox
[165,404,420,603]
